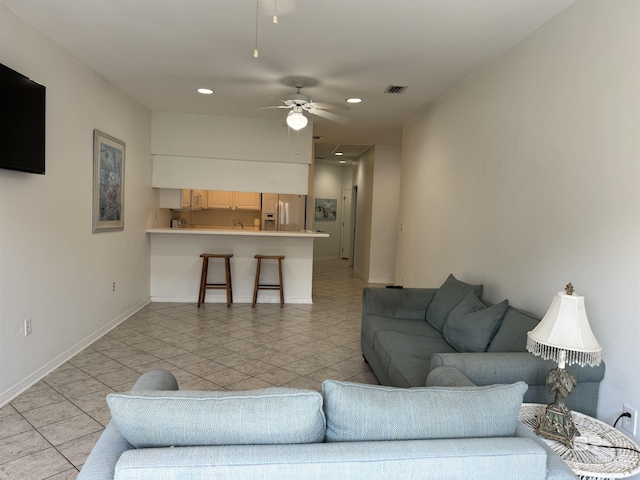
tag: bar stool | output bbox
[198,254,233,307]
[252,255,285,308]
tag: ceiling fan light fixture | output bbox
[286,109,308,130]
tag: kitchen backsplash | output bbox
[171,209,260,229]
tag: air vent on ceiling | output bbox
[384,85,408,94]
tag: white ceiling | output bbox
[2,0,573,162]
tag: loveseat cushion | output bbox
[426,274,483,332]
[443,291,509,352]
[322,380,527,442]
[107,388,326,448]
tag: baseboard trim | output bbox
[151,295,313,304]
[0,298,150,408]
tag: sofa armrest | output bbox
[362,287,436,320]
[430,353,605,416]
[515,423,578,479]
[425,366,477,387]
[77,369,179,480]
[430,352,605,386]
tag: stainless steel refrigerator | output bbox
[261,194,307,231]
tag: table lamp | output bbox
[526,283,602,447]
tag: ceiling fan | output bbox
[260,81,350,130]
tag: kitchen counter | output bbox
[146,227,328,304]
[146,227,328,238]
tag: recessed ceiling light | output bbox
[197,88,214,95]
[335,152,344,156]
[339,160,346,164]
[346,97,362,104]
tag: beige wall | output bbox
[151,112,312,194]
[0,5,155,404]
[397,0,640,438]
[313,162,346,260]
[369,145,401,284]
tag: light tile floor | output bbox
[0,259,379,479]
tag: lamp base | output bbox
[536,402,579,448]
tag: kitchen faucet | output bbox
[232,220,244,229]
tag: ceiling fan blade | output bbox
[254,105,291,110]
[307,108,350,124]
[309,101,349,111]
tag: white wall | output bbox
[151,112,312,194]
[369,145,401,284]
[0,5,155,405]
[313,162,345,260]
[351,146,401,283]
[397,0,640,441]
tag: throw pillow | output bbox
[443,290,509,352]
[425,274,483,332]
[107,387,326,448]
[322,379,527,442]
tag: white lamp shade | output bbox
[286,110,308,130]
[527,291,602,367]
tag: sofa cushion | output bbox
[426,274,483,332]
[107,388,326,448]
[373,330,456,370]
[487,307,540,352]
[322,380,528,442]
[443,291,509,352]
[387,356,433,387]
[361,315,442,349]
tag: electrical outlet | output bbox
[113,282,116,292]
[24,319,32,336]
[622,404,637,436]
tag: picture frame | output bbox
[93,129,125,232]
[315,198,337,221]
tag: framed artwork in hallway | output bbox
[315,198,337,221]
[93,129,125,232]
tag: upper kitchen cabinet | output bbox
[207,191,261,211]
[159,189,206,210]
[233,192,261,210]
[207,190,234,209]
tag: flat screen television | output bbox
[0,63,46,174]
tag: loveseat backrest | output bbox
[487,307,540,352]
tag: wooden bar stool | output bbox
[252,255,285,308]
[198,254,233,307]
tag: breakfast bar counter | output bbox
[146,227,329,304]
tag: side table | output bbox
[519,403,640,480]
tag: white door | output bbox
[341,188,353,260]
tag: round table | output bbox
[519,404,640,479]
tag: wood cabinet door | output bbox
[207,190,233,209]
[234,192,261,211]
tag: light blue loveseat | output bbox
[78,369,577,480]
[361,275,605,417]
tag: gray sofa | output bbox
[361,275,605,417]
[79,369,577,480]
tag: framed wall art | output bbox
[93,129,125,232]
[315,198,337,221]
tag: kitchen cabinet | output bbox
[158,189,205,210]
[207,191,261,211]
[207,190,234,209]
[182,189,205,210]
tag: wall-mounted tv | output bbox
[0,63,46,174]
